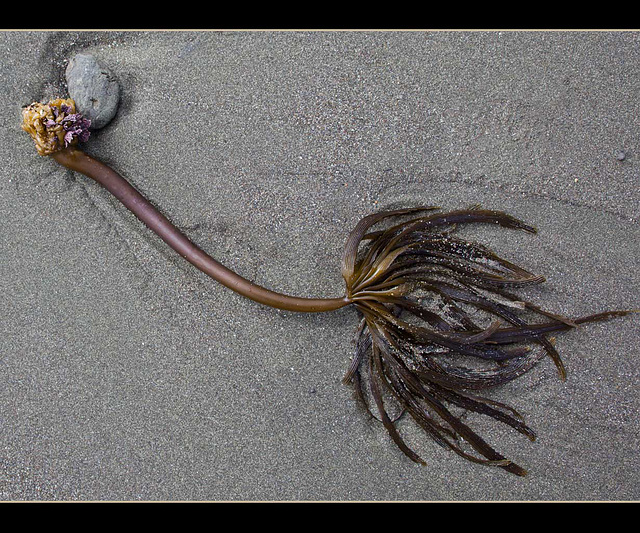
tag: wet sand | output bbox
[1,30,638,501]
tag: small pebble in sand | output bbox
[616,151,626,161]
[65,53,120,130]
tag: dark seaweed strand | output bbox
[364,317,528,476]
[51,148,351,313]
[342,207,634,476]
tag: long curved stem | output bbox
[52,147,351,313]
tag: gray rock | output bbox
[65,53,120,130]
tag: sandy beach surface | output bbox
[1,30,638,501]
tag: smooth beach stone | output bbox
[65,53,120,130]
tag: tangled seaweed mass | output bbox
[340,207,629,476]
[22,98,633,477]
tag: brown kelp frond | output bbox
[341,207,439,286]
[341,207,632,476]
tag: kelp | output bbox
[23,99,635,477]
[341,206,631,476]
